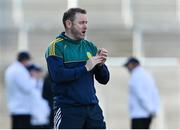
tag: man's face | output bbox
[22,60,31,67]
[30,70,43,79]
[127,63,135,73]
[69,13,88,40]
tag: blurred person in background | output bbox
[45,8,110,129]
[26,64,50,129]
[124,57,160,129]
[5,51,36,129]
[42,73,53,128]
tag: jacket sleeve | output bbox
[131,77,155,113]
[94,64,110,85]
[46,56,88,83]
[15,70,37,94]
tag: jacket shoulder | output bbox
[45,38,64,58]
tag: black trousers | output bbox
[54,104,106,129]
[11,114,31,129]
[131,116,153,129]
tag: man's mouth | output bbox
[82,31,86,35]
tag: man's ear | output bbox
[65,20,72,29]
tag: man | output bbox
[27,64,50,129]
[124,57,160,129]
[45,8,110,129]
[5,52,36,129]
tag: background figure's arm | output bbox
[132,80,155,114]
[15,71,36,93]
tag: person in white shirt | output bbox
[124,57,160,129]
[26,64,50,129]
[5,51,36,129]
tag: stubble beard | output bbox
[71,26,84,40]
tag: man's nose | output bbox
[84,23,87,29]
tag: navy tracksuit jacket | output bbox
[45,32,110,128]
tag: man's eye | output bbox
[79,21,87,24]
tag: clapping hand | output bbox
[97,48,108,66]
[85,56,103,71]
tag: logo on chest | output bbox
[87,52,93,59]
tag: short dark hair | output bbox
[17,51,31,62]
[62,8,87,28]
[124,57,140,67]
[26,64,42,72]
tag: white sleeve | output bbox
[131,77,153,113]
[15,69,36,93]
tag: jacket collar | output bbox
[57,32,83,44]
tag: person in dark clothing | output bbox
[45,8,110,129]
[42,73,54,128]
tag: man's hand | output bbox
[97,48,108,66]
[85,56,103,71]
